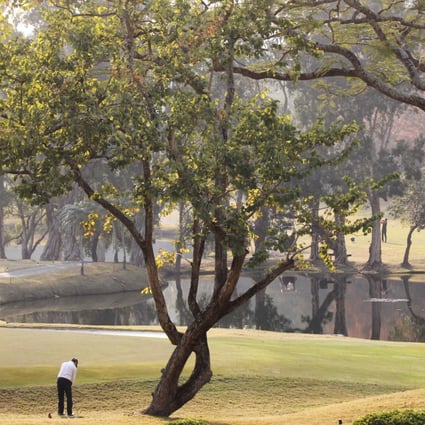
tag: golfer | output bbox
[57,358,78,417]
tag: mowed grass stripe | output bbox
[1,327,425,388]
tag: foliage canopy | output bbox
[0,0,385,417]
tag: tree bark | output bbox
[364,190,383,270]
[334,213,348,265]
[40,203,62,261]
[129,212,145,267]
[62,230,81,261]
[16,201,47,260]
[91,231,100,262]
[41,188,84,261]
[0,176,6,259]
[143,331,212,416]
[402,225,417,268]
[309,199,321,263]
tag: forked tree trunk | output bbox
[77,160,298,416]
[143,331,212,416]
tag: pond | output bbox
[0,272,424,342]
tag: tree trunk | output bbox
[75,161,297,417]
[0,176,6,259]
[130,212,145,267]
[63,231,81,261]
[402,225,416,268]
[334,213,348,265]
[96,236,106,262]
[254,288,267,330]
[91,231,99,262]
[364,191,383,270]
[310,277,320,323]
[309,199,320,262]
[17,202,47,260]
[0,201,6,259]
[42,188,84,261]
[143,331,212,416]
[40,203,62,261]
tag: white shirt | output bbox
[57,360,77,384]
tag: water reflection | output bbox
[1,273,424,342]
[0,291,157,326]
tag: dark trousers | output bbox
[57,377,73,415]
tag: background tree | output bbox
[293,77,424,270]
[229,0,425,113]
[58,201,110,263]
[0,175,49,260]
[389,176,425,267]
[14,198,47,259]
[227,1,425,271]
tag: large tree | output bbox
[0,1,372,417]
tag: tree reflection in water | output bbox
[1,272,424,342]
[389,275,425,342]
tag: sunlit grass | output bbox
[1,327,424,424]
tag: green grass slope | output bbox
[0,327,424,425]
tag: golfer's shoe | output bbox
[68,414,75,418]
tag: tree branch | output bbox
[225,257,296,314]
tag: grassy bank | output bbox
[0,262,147,304]
[0,327,424,425]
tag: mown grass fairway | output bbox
[0,326,424,425]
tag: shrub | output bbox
[352,409,425,425]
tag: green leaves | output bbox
[0,0,373,270]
